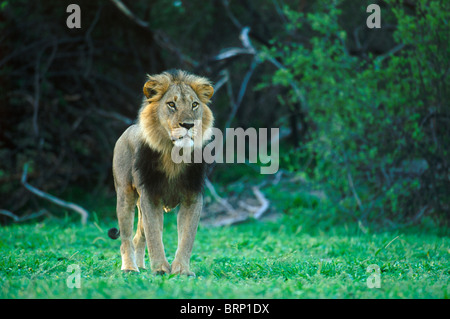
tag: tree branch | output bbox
[224,57,259,129]
[0,209,48,223]
[109,0,149,28]
[347,171,364,213]
[205,178,236,213]
[21,163,89,225]
[251,186,269,219]
[204,179,270,226]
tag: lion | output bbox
[108,70,214,276]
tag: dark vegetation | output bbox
[1,0,449,227]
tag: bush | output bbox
[264,0,449,224]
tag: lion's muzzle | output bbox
[170,123,198,148]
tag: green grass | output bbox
[0,212,448,299]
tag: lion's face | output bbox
[139,70,214,153]
[158,83,206,148]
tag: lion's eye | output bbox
[167,102,176,110]
[192,102,199,109]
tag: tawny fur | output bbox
[111,70,214,276]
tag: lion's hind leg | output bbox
[133,200,147,269]
[117,187,139,272]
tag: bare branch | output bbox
[0,209,20,222]
[224,57,259,128]
[272,0,289,24]
[213,26,307,110]
[207,214,249,227]
[353,26,363,53]
[375,43,405,63]
[0,209,48,222]
[212,47,253,61]
[95,108,134,125]
[241,26,307,108]
[205,178,235,213]
[32,40,58,138]
[251,187,269,219]
[237,187,269,219]
[84,5,102,77]
[204,179,270,226]
[109,0,149,28]
[154,30,199,67]
[221,0,243,30]
[32,52,41,138]
[272,170,283,185]
[211,28,255,62]
[347,171,364,213]
[213,70,229,93]
[239,27,256,54]
[21,163,89,225]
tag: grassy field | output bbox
[0,211,448,299]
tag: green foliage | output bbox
[0,1,8,10]
[264,0,450,222]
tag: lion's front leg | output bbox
[139,193,171,275]
[171,194,202,276]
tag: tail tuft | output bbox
[108,227,120,240]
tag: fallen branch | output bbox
[251,187,269,219]
[205,178,235,213]
[21,163,89,225]
[237,187,269,219]
[204,178,270,226]
[0,209,21,222]
[207,214,249,227]
[0,209,48,223]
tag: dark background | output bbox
[0,0,448,227]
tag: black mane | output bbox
[133,143,206,207]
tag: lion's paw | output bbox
[121,263,139,273]
[171,260,195,277]
[152,260,171,275]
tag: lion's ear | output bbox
[143,74,170,100]
[143,80,159,99]
[193,84,214,104]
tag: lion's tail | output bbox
[108,227,120,240]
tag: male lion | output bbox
[108,70,214,276]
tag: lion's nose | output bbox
[179,122,194,130]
